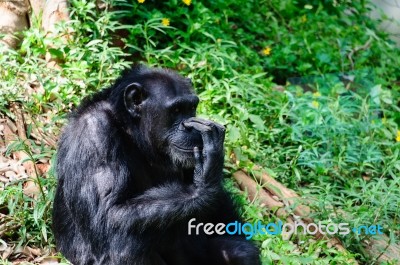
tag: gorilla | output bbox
[53,65,260,265]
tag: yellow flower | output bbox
[396,130,400,142]
[161,18,170,26]
[312,100,319,108]
[138,0,145,3]
[301,15,307,23]
[262,47,271,56]
[182,0,191,6]
[313,91,321,98]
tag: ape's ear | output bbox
[124,83,144,118]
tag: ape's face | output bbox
[124,70,202,168]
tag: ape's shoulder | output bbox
[72,88,112,118]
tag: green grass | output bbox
[0,0,399,264]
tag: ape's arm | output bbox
[107,119,226,232]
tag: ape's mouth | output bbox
[173,144,202,153]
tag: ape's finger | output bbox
[193,146,202,164]
[184,118,225,134]
[193,146,205,186]
[183,121,212,132]
[184,117,214,126]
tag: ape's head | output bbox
[117,66,203,169]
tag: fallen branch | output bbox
[10,103,35,177]
[251,166,312,223]
[233,170,351,258]
[7,104,43,199]
[233,166,400,263]
[365,235,400,264]
[347,37,372,70]
[233,170,287,220]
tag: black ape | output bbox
[53,65,260,265]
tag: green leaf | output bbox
[48,48,64,59]
[227,125,240,143]
[249,114,266,130]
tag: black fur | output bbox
[53,65,260,265]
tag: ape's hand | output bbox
[184,118,225,185]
